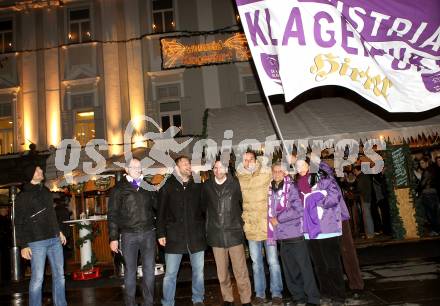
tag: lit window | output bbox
[0,102,13,154]
[152,0,175,33]
[0,19,13,54]
[68,8,92,43]
[75,111,95,146]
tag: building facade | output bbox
[0,0,262,157]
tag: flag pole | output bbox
[264,95,291,159]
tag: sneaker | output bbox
[272,297,284,305]
[252,297,267,306]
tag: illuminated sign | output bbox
[160,32,251,69]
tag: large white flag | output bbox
[235,0,440,112]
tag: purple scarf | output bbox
[297,173,312,202]
[303,192,324,239]
[128,177,141,190]
[297,173,322,238]
[267,176,290,245]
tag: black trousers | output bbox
[280,239,320,305]
[121,230,156,306]
[307,237,345,303]
[422,191,440,233]
[372,199,392,235]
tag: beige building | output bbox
[0,0,263,157]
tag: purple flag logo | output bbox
[421,71,440,93]
[261,53,281,84]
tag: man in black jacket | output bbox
[353,165,375,238]
[15,164,67,306]
[157,156,206,306]
[108,158,158,306]
[418,157,440,235]
[203,160,251,306]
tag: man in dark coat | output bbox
[418,157,440,235]
[203,160,251,306]
[353,166,374,238]
[108,157,158,306]
[157,156,206,306]
[15,164,67,306]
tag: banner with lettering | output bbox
[160,32,251,69]
[235,0,440,112]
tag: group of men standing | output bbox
[107,153,286,306]
[108,150,346,306]
[14,150,350,306]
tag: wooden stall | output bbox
[67,176,116,265]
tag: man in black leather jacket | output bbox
[15,164,67,306]
[108,158,158,306]
[203,160,251,306]
[157,156,206,306]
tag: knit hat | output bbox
[23,164,38,183]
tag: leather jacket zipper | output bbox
[30,207,46,219]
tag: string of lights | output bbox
[18,133,202,151]
[1,25,244,153]
[0,24,242,57]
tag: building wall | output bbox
[0,0,262,155]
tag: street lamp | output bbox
[10,185,21,282]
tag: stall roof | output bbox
[206,97,440,146]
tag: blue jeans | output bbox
[28,237,67,306]
[162,251,204,306]
[248,240,283,298]
[121,230,156,306]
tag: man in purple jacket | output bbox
[295,159,349,306]
[269,163,320,306]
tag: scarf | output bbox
[126,175,142,190]
[303,191,324,239]
[267,176,290,245]
[297,173,312,204]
